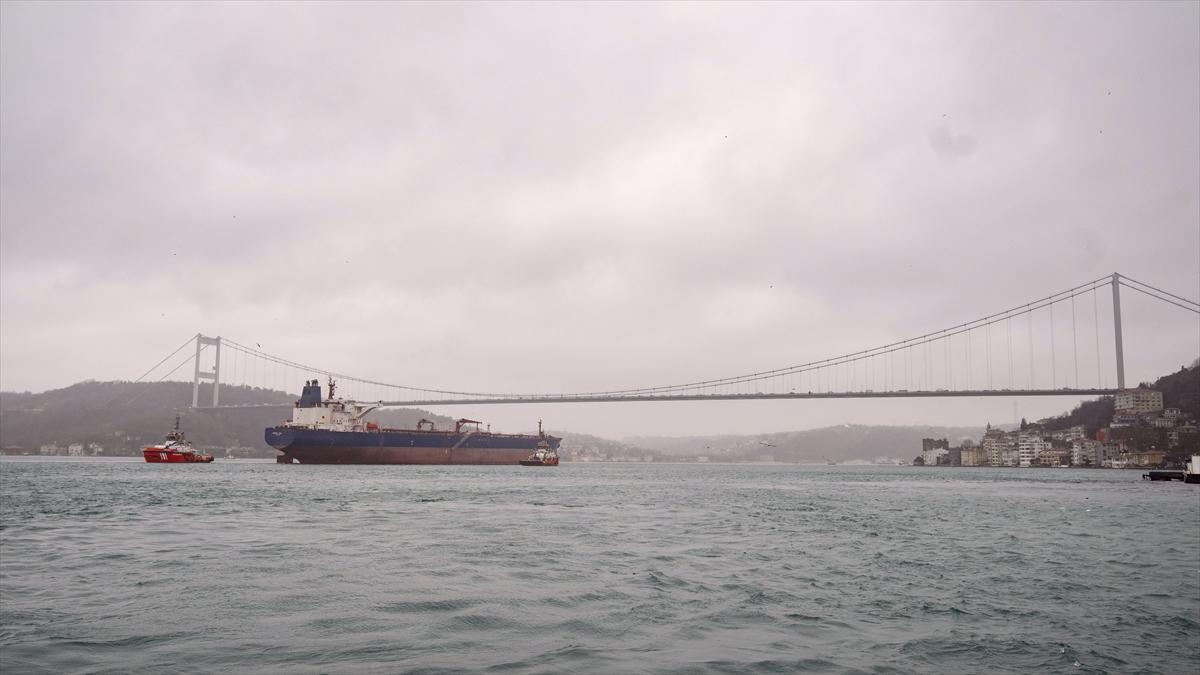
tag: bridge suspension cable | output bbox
[557,274,1121,397]
[129,272,1199,407]
[1117,274,1200,313]
[113,337,213,407]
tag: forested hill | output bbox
[1040,363,1199,434]
[1146,363,1200,418]
[0,381,455,456]
[627,424,985,463]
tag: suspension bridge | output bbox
[130,273,1198,410]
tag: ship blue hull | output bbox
[265,426,561,465]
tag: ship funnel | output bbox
[297,380,322,408]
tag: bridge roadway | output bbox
[198,388,1120,409]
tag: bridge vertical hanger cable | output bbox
[1071,294,1079,388]
[944,331,951,390]
[1007,316,1013,389]
[907,344,912,391]
[925,340,931,391]
[913,340,923,385]
[187,272,1190,404]
[966,330,972,389]
[1027,310,1035,389]
[986,322,992,389]
[1050,303,1057,388]
[1093,287,1102,388]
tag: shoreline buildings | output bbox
[921,387,1198,469]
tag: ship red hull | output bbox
[143,448,214,463]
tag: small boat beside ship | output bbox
[519,421,559,467]
[143,416,214,463]
[266,379,561,465]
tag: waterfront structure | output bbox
[947,446,962,466]
[960,446,985,467]
[921,438,950,466]
[1125,449,1166,467]
[999,447,1020,467]
[1017,432,1051,468]
[1100,441,1124,464]
[1168,424,1199,448]
[1115,388,1163,415]
[1111,413,1139,428]
[1053,425,1087,443]
[981,427,1013,466]
[923,446,949,466]
[1071,438,1101,466]
[1038,448,1070,466]
[931,377,1195,470]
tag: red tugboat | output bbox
[143,416,214,463]
[519,421,559,467]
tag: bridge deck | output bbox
[198,388,1119,409]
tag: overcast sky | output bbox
[2,1,1197,438]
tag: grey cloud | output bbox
[928,124,978,158]
[1,1,1196,436]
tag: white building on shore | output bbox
[1115,388,1163,415]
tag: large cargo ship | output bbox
[265,380,560,465]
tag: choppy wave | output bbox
[2,459,1197,674]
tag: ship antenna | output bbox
[538,419,544,436]
[174,414,180,432]
[327,376,336,400]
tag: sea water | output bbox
[1,458,1197,674]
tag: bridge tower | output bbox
[192,334,222,408]
[1111,273,1125,390]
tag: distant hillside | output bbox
[1146,363,1200,418]
[627,424,984,462]
[7,366,1193,461]
[0,381,456,456]
[555,430,656,461]
[1039,397,1115,436]
[1039,363,1199,434]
